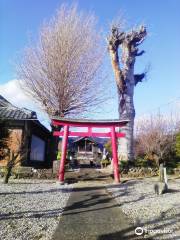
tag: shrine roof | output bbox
[0,95,37,120]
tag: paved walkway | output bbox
[52,176,139,240]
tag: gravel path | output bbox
[0,178,72,240]
[107,178,180,240]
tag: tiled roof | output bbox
[0,95,11,107]
[73,137,98,144]
[0,95,37,120]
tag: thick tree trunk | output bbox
[118,118,134,161]
[107,25,147,161]
[117,56,135,161]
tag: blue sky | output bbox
[0,0,180,125]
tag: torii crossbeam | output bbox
[52,118,128,183]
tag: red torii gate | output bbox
[52,118,128,183]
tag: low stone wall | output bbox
[52,160,70,174]
[121,167,159,178]
[53,160,60,174]
[31,168,54,179]
[0,166,54,179]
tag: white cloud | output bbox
[0,79,51,129]
[0,79,33,108]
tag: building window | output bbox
[30,135,45,161]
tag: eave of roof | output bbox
[0,95,50,133]
[0,95,37,120]
[0,107,37,120]
[73,137,98,144]
[0,95,11,107]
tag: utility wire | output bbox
[138,96,180,117]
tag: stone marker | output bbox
[154,166,168,195]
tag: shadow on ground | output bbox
[0,168,179,240]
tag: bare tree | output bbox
[135,114,177,166]
[0,128,27,184]
[107,23,147,161]
[17,4,106,118]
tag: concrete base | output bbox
[53,160,60,174]
[113,181,121,185]
[56,181,64,185]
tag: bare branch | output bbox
[134,73,146,85]
[17,4,107,118]
[135,50,145,57]
[135,114,178,165]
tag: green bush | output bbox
[166,159,177,168]
[176,162,180,168]
[134,158,157,168]
[175,132,180,158]
[119,160,129,171]
[166,167,174,175]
